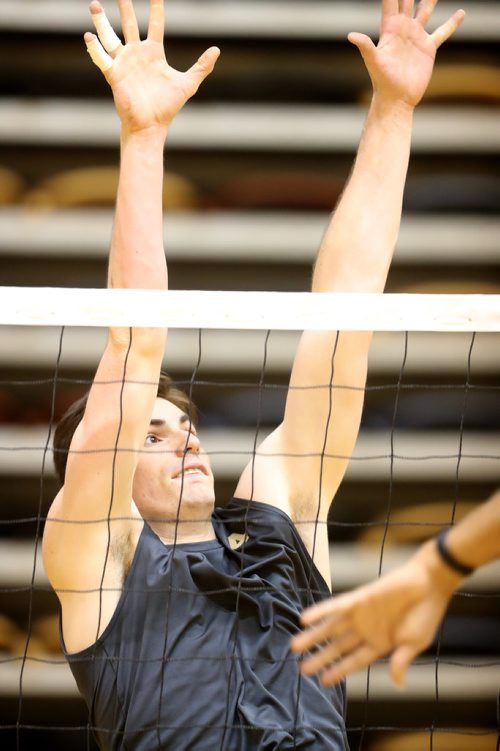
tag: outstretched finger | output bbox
[347,32,377,69]
[381,0,399,18]
[390,642,423,688]
[300,595,349,626]
[85,32,114,73]
[319,644,379,687]
[118,0,140,43]
[431,9,466,48]
[290,615,348,654]
[415,0,438,26]
[301,631,361,676]
[148,0,165,43]
[399,0,414,17]
[90,2,122,54]
[184,47,221,98]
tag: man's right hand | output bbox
[84,0,220,134]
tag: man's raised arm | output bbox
[313,0,465,295]
[247,2,465,540]
[43,0,219,604]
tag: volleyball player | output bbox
[43,0,465,747]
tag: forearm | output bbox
[311,0,466,294]
[445,490,500,571]
[415,490,500,595]
[108,125,169,291]
[313,96,413,293]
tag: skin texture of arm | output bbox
[235,0,465,582]
[291,490,500,688]
[42,0,219,652]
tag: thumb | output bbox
[185,46,221,95]
[389,644,420,689]
[347,32,376,66]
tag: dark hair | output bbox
[53,372,196,486]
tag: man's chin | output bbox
[176,492,216,510]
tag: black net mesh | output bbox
[0,324,499,750]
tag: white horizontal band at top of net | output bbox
[2,288,500,332]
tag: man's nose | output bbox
[175,429,199,455]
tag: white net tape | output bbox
[2,288,500,331]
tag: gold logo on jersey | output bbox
[228,532,249,550]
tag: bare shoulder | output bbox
[234,425,332,584]
[43,488,142,653]
[43,487,140,594]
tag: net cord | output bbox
[155,328,203,748]
[15,327,65,751]
[220,329,271,747]
[358,330,410,751]
[430,332,477,750]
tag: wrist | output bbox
[369,94,415,123]
[120,124,169,147]
[436,529,475,577]
[416,538,466,596]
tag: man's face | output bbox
[132,397,215,523]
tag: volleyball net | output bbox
[1,288,499,750]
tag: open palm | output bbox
[349,0,465,107]
[85,0,219,132]
[291,545,459,689]
[107,41,217,131]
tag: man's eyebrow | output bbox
[149,414,192,428]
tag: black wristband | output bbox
[436,530,474,577]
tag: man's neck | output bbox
[151,518,216,545]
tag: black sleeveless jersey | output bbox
[63,498,349,750]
